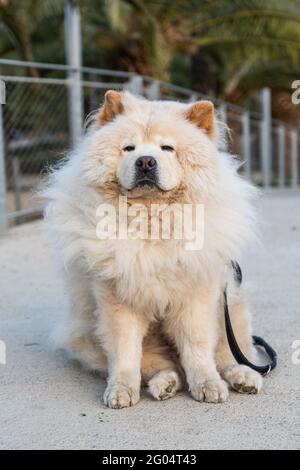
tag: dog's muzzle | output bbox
[134,156,158,188]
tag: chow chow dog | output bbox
[43,90,262,408]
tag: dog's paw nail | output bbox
[234,383,259,394]
[191,379,229,403]
[148,370,181,401]
[223,365,262,394]
[103,383,140,409]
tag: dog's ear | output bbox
[185,100,216,138]
[98,90,123,125]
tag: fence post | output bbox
[65,1,83,147]
[125,75,143,95]
[278,125,285,187]
[260,87,272,187]
[0,103,7,234]
[12,157,22,216]
[146,80,160,100]
[242,111,251,180]
[188,93,198,103]
[219,104,228,152]
[291,129,298,188]
[219,103,227,128]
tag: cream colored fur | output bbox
[43,91,262,408]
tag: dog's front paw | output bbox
[190,378,229,403]
[103,383,140,409]
[222,364,262,394]
[148,369,182,401]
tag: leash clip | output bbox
[263,364,272,377]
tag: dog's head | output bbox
[83,90,220,202]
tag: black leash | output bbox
[224,262,277,376]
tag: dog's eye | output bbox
[161,145,174,152]
[123,145,135,152]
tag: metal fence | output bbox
[0,58,299,232]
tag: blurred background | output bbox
[1,2,300,451]
[0,0,300,229]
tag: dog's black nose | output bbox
[135,156,157,172]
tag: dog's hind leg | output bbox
[53,269,107,373]
[142,330,183,401]
[215,282,262,394]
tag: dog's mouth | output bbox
[135,179,160,190]
[120,179,168,198]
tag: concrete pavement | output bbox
[0,189,299,449]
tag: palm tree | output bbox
[1,0,300,104]
[0,0,65,75]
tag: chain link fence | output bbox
[0,59,299,231]
[3,78,69,221]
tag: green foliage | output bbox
[1,0,300,105]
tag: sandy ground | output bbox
[0,189,299,450]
